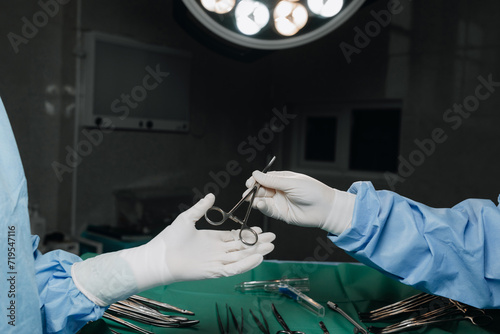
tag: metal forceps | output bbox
[272,303,305,334]
[250,308,270,334]
[205,156,276,246]
[216,303,244,334]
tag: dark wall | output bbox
[1,0,499,262]
[73,1,274,235]
[0,0,67,234]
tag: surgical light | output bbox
[181,0,366,50]
[274,1,308,36]
[200,0,235,14]
[235,0,270,35]
[308,0,344,18]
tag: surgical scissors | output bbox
[205,156,276,246]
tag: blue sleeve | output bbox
[0,98,42,333]
[32,236,107,334]
[0,97,105,333]
[329,181,500,309]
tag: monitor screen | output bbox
[80,32,191,132]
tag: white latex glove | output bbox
[245,171,356,235]
[72,194,275,306]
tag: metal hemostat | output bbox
[359,293,493,334]
[104,295,198,332]
[216,303,244,334]
[358,292,439,322]
[205,156,276,246]
[129,294,194,315]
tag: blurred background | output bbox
[0,0,499,262]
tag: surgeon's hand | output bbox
[245,171,356,235]
[72,194,275,306]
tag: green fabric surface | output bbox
[79,258,500,334]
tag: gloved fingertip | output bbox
[184,193,215,221]
[246,254,264,269]
[252,254,265,268]
[257,243,275,256]
[256,200,266,210]
[241,187,252,199]
[249,226,262,234]
[204,193,215,202]
[252,170,265,180]
[259,231,276,242]
[245,176,256,188]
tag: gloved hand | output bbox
[245,171,356,235]
[72,194,275,306]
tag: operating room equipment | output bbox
[235,277,322,316]
[319,321,330,333]
[103,313,154,334]
[368,305,492,333]
[272,283,325,317]
[250,308,270,334]
[129,294,194,315]
[235,277,310,292]
[216,303,229,334]
[272,303,306,334]
[105,296,199,331]
[358,292,439,322]
[229,306,244,334]
[362,293,493,334]
[216,303,245,334]
[205,156,276,245]
[327,301,368,334]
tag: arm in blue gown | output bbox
[330,181,500,309]
[32,235,107,334]
[0,97,105,333]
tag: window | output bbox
[305,116,338,162]
[349,108,401,173]
[289,101,402,175]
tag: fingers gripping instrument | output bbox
[205,156,276,246]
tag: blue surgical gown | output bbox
[0,98,105,334]
[330,181,500,309]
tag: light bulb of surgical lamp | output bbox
[307,0,343,17]
[235,0,270,35]
[201,0,235,14]
[274,1,308,36]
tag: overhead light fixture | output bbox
[200,0,236,14]
[181,0,366,50]
[274,1,308,36]
[235,0,270,35]
[308,0,344,18]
